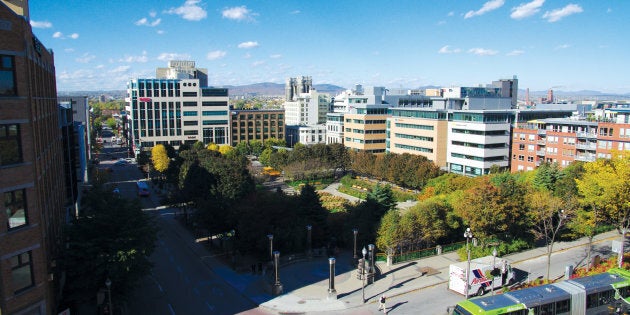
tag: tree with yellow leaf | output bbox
[576,150,630,267]
[207,143,219,151]
[218,145,233,156]
[151,144,170,174]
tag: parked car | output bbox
[114,160,127,166]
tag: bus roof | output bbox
[459,294,526,314]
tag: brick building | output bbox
[1,1,67,314]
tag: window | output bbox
[6,189,27,229]
[183,121,198,126]
[0,55,17,96]
[0,124,22,165]
[11,251,34,293]
[183,111,198,116]
[182,92,197,97]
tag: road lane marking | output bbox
[167,303,176,315]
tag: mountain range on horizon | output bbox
[58,82,630,99]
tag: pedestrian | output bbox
[378,294,386,313]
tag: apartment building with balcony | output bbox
[1,1,67,313]
[230,109,285,146]
[595,109,630,159]
[510,111,630,172]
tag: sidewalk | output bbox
[172,211,619,315]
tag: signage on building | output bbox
[139,97,152,102]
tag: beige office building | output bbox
[343,106,389,153]
[386,108,449,167]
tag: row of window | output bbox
[395,133,434,142]
[234,114,284,119]
[394,123,434,131]
[182,111,228,117]
[232,121,283,127]
[394,143,433,153]
[450,153,507,162]
[451,140,506,149]
[452,129,508,136]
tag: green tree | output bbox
[259,147,273,166]
[61,187,157,308]
[376,210,401,256]
[328,143,351,174]
[367,184,397,212]
[250,140,264,156]
[106,117,117,130]
[297,184,329,246]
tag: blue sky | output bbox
[28,0,630,93]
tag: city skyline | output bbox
[28,0,630,93]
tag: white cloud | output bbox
[554,44,571,50]
[52,32,79,39]
[464,0,505,19]
[206,50,226,60]
[447,11,455,16]
[149,11,157,18]
[506,50,525,56]
[30,20,52,28]
[438,45,462,54]
[607,8,612,13]
[157,52,192,61]
[238,41,259,49]
[157,30,165,35]
[468,48,498,56]
[165,0,207,21]
[252,60,265,67]
[109,65,131,74]
[222,6,255,21]
[437,20,446,25]
[510,0,545,19]
[290,10,301,15]
[243,53,252,59]
[543,4,583,22]
[119,51,148,63]
[269,54,282,59]
[64,48,75,53]
[136,17,161,26]
[75,53,96,63]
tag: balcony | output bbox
[576,132,597,139]
[575,154,596,162]
[537,140,546,145]
[538,129,547,135]
[536,150,546,156]
[576,143,597,151]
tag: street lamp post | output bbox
[105,278,113,315]
[267,234,273,261]
[464,227,474,299]
[352,228,358,260]
[306,225,312,256]
[492,247,497,296]
[272,251,283,295]
[368,244,375,284]
[361,247,367,303]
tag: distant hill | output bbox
[224,82,346,97]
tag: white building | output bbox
[125,77,230,154]
[446,110,513,176]
[283,89,330,126]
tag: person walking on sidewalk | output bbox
[378,295,387,313]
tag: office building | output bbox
[125,65,230,153]
[230,109,285,145]
[387,108,449,167]
[1,1,67,313]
